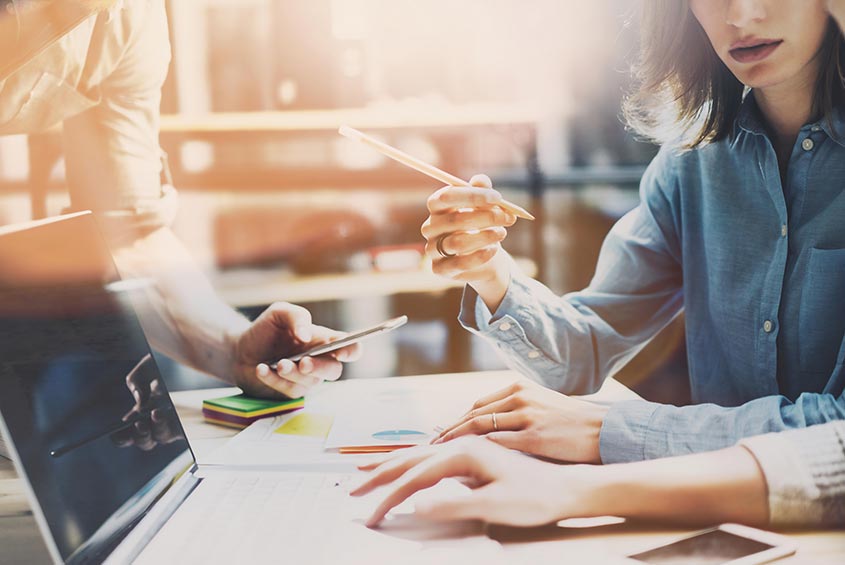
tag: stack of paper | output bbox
[202,394,304,429]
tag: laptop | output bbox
[0,212,496,564]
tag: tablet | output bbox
[628,523,798,565]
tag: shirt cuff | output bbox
[68,184,179,244]
[457,274,565,384]
[599,399,660,463]
[740,423,845,526]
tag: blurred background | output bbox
[0,0,688,403]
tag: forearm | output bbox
[600,393,845,463]
[460,274,682,396]
[591,446,768,525]
[110,227,250,382]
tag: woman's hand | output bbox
[433,379,609,464]
[231,302,362,399]
[351,437,597,527]
[352,437,770,529]
[828,0,845,30]
[421,174,516,311]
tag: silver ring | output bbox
[491,412,499,432]
[436,234,456,258]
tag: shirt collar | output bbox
[817,105,845,148]
[735,92,767,137]
[735,90,845,147]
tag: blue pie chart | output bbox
[372,429,427,442]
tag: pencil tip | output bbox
[338,125,362,141]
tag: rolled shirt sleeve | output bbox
[600,390,845,463]
[740,421,845,527]
[63,0,174,235]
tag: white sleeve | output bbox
[740,421,845,526]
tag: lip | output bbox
[729,39,783,64]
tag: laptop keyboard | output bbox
[135,471,365,564]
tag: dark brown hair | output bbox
[624,1,845,148]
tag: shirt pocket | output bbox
[0,71,97,135]
[798,247,845,375]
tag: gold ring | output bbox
[492,412,499,432]
[436,234,456,258]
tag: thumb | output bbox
[484,431,525,451]
[469,173,493,189]
[265,302,313,342]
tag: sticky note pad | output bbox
[202,394,304,429]
[274,413,333,438]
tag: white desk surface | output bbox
[1,371,843,564]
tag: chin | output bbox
[731,64,795,90]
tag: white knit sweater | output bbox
[740,421,845,526]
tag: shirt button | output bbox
[781,224,788,237]
[527,350,541,359]
[763,320,774,333]
[498,322,512,332]
[801,138,814,151]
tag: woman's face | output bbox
[689,0,830,89]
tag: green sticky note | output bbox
[204,394,302,414]
[274,413,333,438]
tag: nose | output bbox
[726,0,766,28]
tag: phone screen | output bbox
[629,529,775,565]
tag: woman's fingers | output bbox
[472,382,526,410]
[422,208,515,240]
[434,410,525,444]
[431,246,500,278]
[350,449,437,496]
[427,185,503,214]
[424,227,507,258]
[364,451,476,527]
[356,453,397,472]
[434,395,521,442]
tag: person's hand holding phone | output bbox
[230,302,363,399]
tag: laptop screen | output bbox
[0,213,193,564]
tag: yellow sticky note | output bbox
[274,413,333,438]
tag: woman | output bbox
[419,0,845,465]
[350,0,845,534]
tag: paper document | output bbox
[324,385,459,452]
[203,410,359,470]
[275,413,333,438]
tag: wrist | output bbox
[547,463,620,519]
[222,320,251,387]
[471,250,511,312]
[583,403,610,464]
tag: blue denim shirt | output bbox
[459,95,845,463]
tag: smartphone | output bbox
[628,523,798,565]
[270,315,408,366]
